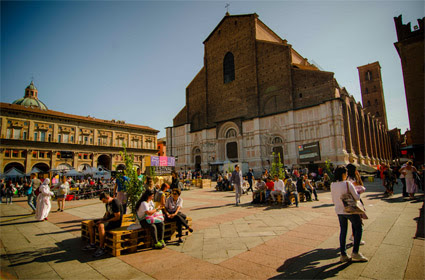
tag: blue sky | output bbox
[1,1,424,138]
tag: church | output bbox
[166,13,392,174]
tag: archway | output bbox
[97,154,111,170]
[33,163,50,173]
[226,142,238,162]
[57,163,72,172]
[192,147,201,171]
[4,162,25,173]
[78,164,91,172]
[272,136,284,163]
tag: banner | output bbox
[145,156,175,167]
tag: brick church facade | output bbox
[166,13,391,173]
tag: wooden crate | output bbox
[82,214,192,256]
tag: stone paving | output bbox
[0,179,423,279]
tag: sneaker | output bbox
[83,244,97,251]
[93,247,106,257]
[154,241,163,249]
[160,240,166,248]
[340,255,351,263]
[351,252,368,262]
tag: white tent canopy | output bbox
[3,167,24,177]
[65,169,83,177]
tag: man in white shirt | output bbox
[271,175,285,205]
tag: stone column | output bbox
[112,131,116,147]
[28,120,35,141]
[370,117,378,163]
[358,109,368,164]
[365,115,374,164]
[53,124,59,142]
[1,117,7,138]
[342,102,353,155]
[349,101,361,160]
[94,129,99,146]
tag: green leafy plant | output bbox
[119,144,144,215]
[324,158,335,181]
[270,152,285,179]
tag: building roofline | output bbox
[203,13,258,44]
[0,102,159,133]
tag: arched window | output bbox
[367,100,371,107]
[365,71,372,81]
[223,52,235,84]
[365,87,369,94]
[226,128,237,138]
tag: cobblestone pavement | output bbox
[1,179,423,279]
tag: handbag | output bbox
[340,182,366,215]
[145,210,165,224]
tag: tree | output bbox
[118,144,144,215]
[270,152,285,179]
[324,158,335,181]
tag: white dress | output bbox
[404,168,417,194]
[35,180,54,221]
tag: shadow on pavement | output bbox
[4,237,110,267]
[0,220,39,227]
[312,203,334,208]
[270,248,351,279]
[414,201,424,239]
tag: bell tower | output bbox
[357,61,388,129]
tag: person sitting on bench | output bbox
[284,178,299,207]
[251,178,266,203]
[83,192,123,257]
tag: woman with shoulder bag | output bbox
[331,166,368,263]
[164,189,193,243]
[136,189,165,249]
[346,164,367,246]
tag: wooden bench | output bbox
[81,214,192,256]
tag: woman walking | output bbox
[35,178,54,221]
[331,166,368,262]
[400,161,418,199]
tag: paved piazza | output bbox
[1,180,423,279]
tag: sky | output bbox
[1,0,424,138]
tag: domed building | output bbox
[12,81,48,110]
[1,81,159,175]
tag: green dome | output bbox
[12,97,48,110]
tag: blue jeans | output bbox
[338,214,363,256]
[27,194,36,211]
[285,191,299,206]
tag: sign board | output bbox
[146,166,173,176]
[298,142,321,163]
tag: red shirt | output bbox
[266,181,274,191]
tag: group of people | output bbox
[222,164,320,207]
[83,171,193,258]
[380,161,423,199]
